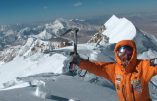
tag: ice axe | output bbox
[61,28,79,76]
[62,28,87,77]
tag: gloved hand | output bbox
[150,58,157,66]
[70,52,81,65]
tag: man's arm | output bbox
[79,59,116,83]
[142,59,157,81]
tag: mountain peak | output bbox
[102,15,136,43]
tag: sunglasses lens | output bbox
[117,46,133,60]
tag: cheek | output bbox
[119,55,126,61]
[128,55,132,60]
[121,55,129,61]
[123,56,128,60]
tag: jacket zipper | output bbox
[130,73,135,101]
[122,73,128,101]
[131,85,135,101]
[122,85,127,101]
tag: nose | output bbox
[119,53,130,61]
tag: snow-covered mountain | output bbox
[89,15,157,59]
[0,18,99,42]
[1,15,157,101]
[0,18,99,62]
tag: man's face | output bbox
[117,45,133,64]
[118,51,132,62]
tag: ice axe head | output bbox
[61,28,79,36]
[61,28,79,54]
[72,28,79,33]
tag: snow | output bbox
[0,43,96,89]
[46,19,65,34]
[0,53,66,88]
[5,30,14,36]
[0,75,117,101]
[18,38,34,56]
[1,15,157,101]
[138,49,157,59]
[18,37,53,58]
[34,30,52,40]
[0,62,4,65]
[102,15,136,43]
[0,82,30,91]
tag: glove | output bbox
[150,58,157,66]
[70,52,80,65]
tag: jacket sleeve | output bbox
[142,60,157,81]
[78,59,115,83]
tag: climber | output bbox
[70,40,157,101]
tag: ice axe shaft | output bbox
[73,28,78,54]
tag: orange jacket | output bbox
[79,40,157,101]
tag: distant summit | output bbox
[102,15,136,43]
[89,15,157,59]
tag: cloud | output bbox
[73,2,82,7]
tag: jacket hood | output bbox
[114,40,137,73]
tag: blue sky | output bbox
[0,0,157,24]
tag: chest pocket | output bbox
[131,79,142,93]
[130,65,143,94]
[115,64,123,92]
[115,74,123,92]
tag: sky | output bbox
[0,0,157,24]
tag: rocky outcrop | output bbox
[88,25,109,45]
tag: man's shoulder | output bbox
[137,59,157,66]
[137,59,149,62]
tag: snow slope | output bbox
[0,75,117,101]
[0,53,66,88]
